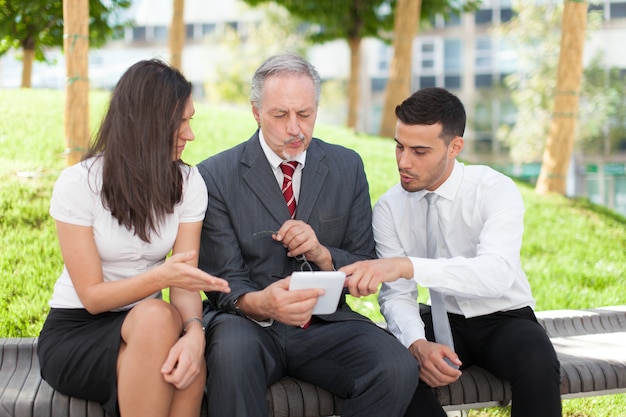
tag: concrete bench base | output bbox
[1,306,625,417]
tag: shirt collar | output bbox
[421,160,463,202]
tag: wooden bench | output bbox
[1,306,625,417]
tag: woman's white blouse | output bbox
[48,157,208,311]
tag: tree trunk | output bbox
[169,0,185,71]
[63,0,90,166]
[20,48,34,88]
[535,0,588,195]
[346,37,361,130]
[378,0,421,138]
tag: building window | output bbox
[132,26,146,42]
[377,44,392,72]
[89,54,104,66]
[417,39,440,74]
[444,12,461,27]
[422,43,435,53]
[476,56,492,67]
[420,76,437,88]
[444,39,461,72]
[445,75,461,89]
[202,23,216,36]
[500,98,516,128]
[226,21,238,32]
[475,74,493,88]
[475,9,493,25]
[153,25,168,41]
[185,24,194,40]
[473,101,493,153]
[495,38,516,74]
[444,38,462,89]
[588,2,604,16]
[415,37,462,89]
[371,78,387,93]
[475,37,493,72]
[610,1,626,18]
[500,7,514,22]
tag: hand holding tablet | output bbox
[289,271,346,315]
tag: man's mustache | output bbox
[284,133,305,145]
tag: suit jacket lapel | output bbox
[241,133,290,225]
[297,139,328,223]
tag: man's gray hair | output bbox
[250,53,322,110]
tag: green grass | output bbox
[1,89,625,416]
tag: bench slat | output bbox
[1,339,33,417]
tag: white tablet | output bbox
[289,271,346,315]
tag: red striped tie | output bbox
[280,161,298,218]
[280,161,310,329]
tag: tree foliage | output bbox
[242,0,481,45]
[578,56,626,155]
[205,3,311,105]
[242,0,395,43]
[0,0,132,63]
[496,1,625,163]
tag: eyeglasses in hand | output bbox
[295,254,313,272]
[253,230,313,272]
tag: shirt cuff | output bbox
[233,297,274,327]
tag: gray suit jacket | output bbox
[197,131,376,322]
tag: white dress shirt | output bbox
[259,130,307,201]
[377,160,535,348]
[48,157,208,311]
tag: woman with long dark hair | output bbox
[37,59,229,417]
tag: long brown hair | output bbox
[84,59,192,242]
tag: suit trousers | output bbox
[419,305,563,417]
[204,312,419,417]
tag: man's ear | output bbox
[252,103,261,126]
[449,136,464,159]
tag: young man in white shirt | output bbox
[341,87,562,417]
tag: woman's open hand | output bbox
[161,251,230,293]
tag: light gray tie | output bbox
[425,193,457,365]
